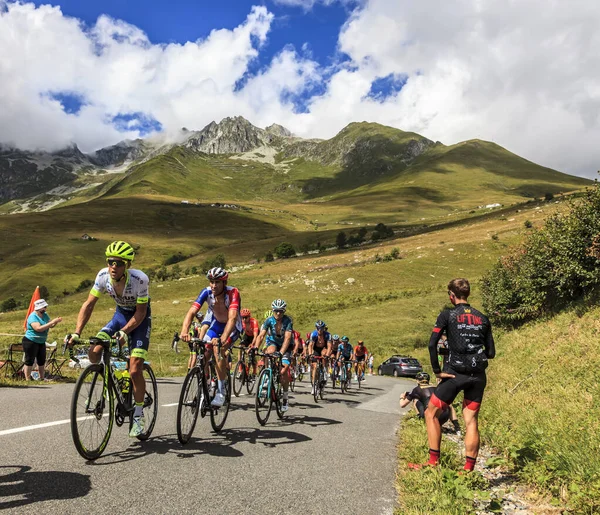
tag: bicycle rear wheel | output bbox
[176,367,202,444]
[246,368,256,395]
[255,369,273,426]
[71,364,114,460]
[210,363,231,433]
[232,360,245,397]
[274,378,285,419]
[136,364,158,441]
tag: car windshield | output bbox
[400,359,420,365]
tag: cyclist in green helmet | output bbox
[68,241,151,438]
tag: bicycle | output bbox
[231,345,257,396]
[310,355,327,403]
[176,338,231,444]
[67,336,158,460]
[254,351,285,425]
[339,360,354,394]
[329,357,339,389]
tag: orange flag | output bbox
[23,286,41,330]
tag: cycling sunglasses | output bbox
[107,259,126,268]
[273,309,285,314]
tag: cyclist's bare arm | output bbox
[280,331,292,355]
[220,307,238,345]
[72,295,99,342]
[255,327,268,351]
[120,303,147,336]
[181,305,200,342]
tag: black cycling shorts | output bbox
[313,345,327,356]
[431,369,487,412]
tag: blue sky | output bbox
[2,0,600,177]
[32,0,352,69]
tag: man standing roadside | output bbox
[410,278,495,472]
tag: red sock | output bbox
[428,449,440,466]
[464,456,477,471]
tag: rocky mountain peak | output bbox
[184,116,274,154]
[265,123,293,138]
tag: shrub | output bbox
[545,192,554,201]
[482,184,600,324]
[76,279,93,292]
[201,254,226,273]
[491,233,499,241]
[171,264,182,280]
[265,251,274,262]
[1,297,17,312]
[524,220,533,229]
[163,252,189,266]
[390,247,400,259]
[336,231,347,248]
[39,285,50,299]
[274,242,296,259]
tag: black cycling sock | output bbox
[452,420,461,431]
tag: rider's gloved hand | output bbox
[115,330,128,345]
[68,333,80,346]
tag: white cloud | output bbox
[1,1,600,178]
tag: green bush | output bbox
[265,251,274,262]
[201,253,226,273]
[1,297,17,312]
[163,252,190,266]
[274,242,296,259]
[524,220,533,229]
[482,184,600,324]
[336,231,347,248]
[75,279,93,292]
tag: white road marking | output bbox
[0,415,108,436]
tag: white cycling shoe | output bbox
[211,392,225,407]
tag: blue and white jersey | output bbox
[262,315,293,347]
[90,268,149,311]
[310,330,331,348]
[193,286,243,333]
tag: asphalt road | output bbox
[0,373,413,514]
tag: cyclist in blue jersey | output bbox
[68,241,150,437]
[336,335,354,381]
[308,320,332,395]
[255,299,294,412]
[180,267,242,408]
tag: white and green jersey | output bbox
[90,268,149,311]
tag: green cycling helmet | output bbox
[105,241,135,261]
[341,336,349,342]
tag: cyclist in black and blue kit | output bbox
[308,320,331,395]
[336,336,354,382]
[255,299,294,412]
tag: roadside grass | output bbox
[400,305,600,514]
[397,415,494,515]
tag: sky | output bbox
[1,0,600,178]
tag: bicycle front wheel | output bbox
[176,367,202,445]
[232,360,245,397]
[210,371,231,433]
[136,364,158,441]
[255,369,273,426]
[246,368,256,395]
[71,364,114,460]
